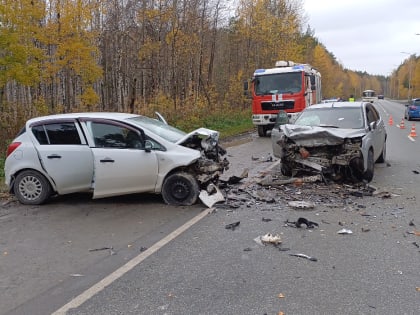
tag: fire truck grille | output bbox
[261,100,295,111]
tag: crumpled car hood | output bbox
[176,127,219,145]
[280,124,366,146]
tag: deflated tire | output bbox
[161,172,200,206]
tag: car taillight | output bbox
[6,142,21,157]
[410,105,417,110]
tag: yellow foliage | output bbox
[81,86,100,109]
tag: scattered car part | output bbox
[289,253,317,261]
[260,233,282,245]
[295,217,319,228]
[225,221,240,231]
[337,228,353,234]
[288,200,315,209]
[199,184,225,208]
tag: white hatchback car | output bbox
[4,112,229,205]
[271,102,387,182]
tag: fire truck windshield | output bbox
[254,72,302,95]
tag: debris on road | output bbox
[288,200,315,209]
[337,228,353,235]
[88,246,116,255]
[295,217,319,228]
[199,183,225,208]
[225,221,240,231]
[407,231,420,236]
[88,246,113,252]
[260,233,282,245]
[70,274,84,277]
[289,253,318,262]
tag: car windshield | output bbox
[412,99,420,106]
[295,107,364,129]
[127,116,186,143]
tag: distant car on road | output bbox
[271,102,387,182]
[4,112,228,205]
[404,98,420,121]
[377,95,384,99]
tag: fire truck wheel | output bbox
[257,126,267,137]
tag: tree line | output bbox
[0,0,414,142]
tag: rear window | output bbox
[32,123,81,145]
[412,99,420,106]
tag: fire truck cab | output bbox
[247,61,322,137]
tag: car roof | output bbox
[26,112,140,125]
[308,101,366,109]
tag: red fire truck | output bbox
[246,61,322,136]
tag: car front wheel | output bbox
[376,141,386,163]
[363,149,374,182]
[13,170,52,205]
[161,172,200,206]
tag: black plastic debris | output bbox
[89,247,113,252]
[289,253,317,261]
[225,221,240,231]
[262,217,272,222]
[350,191,364,197]
[413,170,419,174]
[296,217,319,228]
[284,218,319,229]
[88,246,115,255]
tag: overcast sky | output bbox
[303,0,420,76]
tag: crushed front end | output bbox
[277,125,366,182]
[178,128,230,186]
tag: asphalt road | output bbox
[2,100,420,314]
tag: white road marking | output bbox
[52,207,214,314]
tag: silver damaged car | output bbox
[271,102,387,182]
[4,112,229,205]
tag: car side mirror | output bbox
[144,140,153,152]
[369,121,377,130]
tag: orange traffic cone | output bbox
[399,118,405,129]
[409,124,417,137]
[388,115,393,126]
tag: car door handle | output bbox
[100,158,115,163]
[47,154,62,159]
